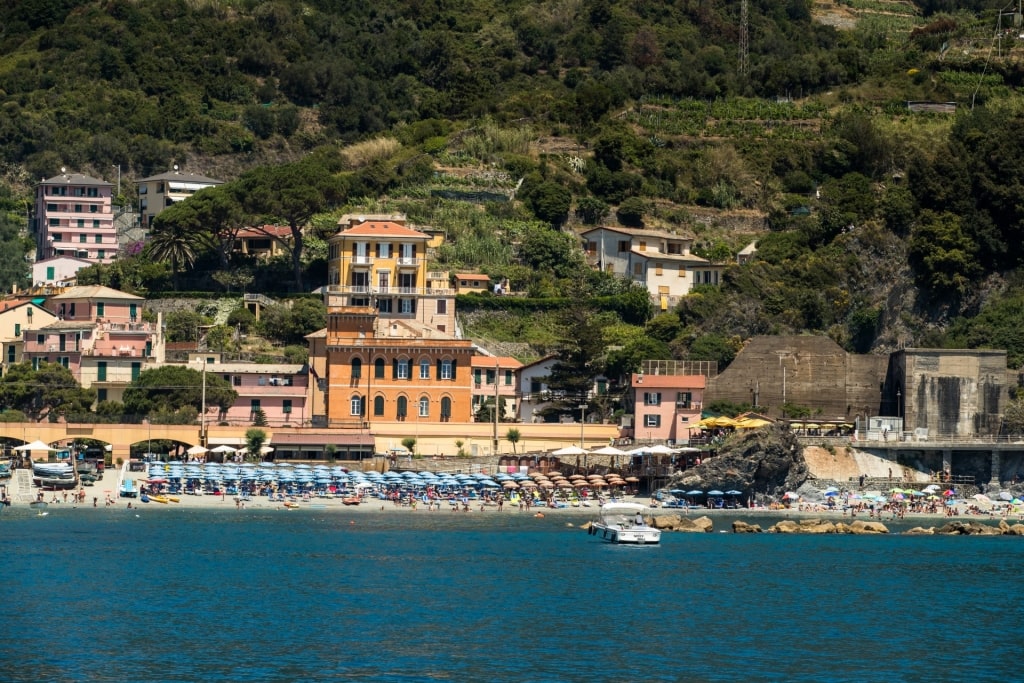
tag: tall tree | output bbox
[122,366,237,423]
[0,361,95,422]
[240,155,344,290]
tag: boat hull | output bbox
[589,522,661,545]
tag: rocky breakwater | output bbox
[669,425,809,499]
[906,520,1024,535]
[732,519,890,534]
[649,514,714,533]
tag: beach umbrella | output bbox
[783,492,799,500]
[998,492,1014,501]
[210,445,236,454]
[824,486,840,494]
[725,490,743,496]
[187,445,208,455]
[823,490,839,497]
[686,490,703,496]
[707,490,724,496]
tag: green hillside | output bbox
[2,0,1024,382]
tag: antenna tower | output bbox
[739,0,749,77]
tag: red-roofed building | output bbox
[628,370,706,444]
[235,225,293,260]
[454,273,491,294]
[325,214,454,333]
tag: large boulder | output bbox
[936,521,1001,535]
[675,515,714,533]
[1000,521,1024,536]
[846,520,889,534]
[769,520,801,534]
[732,520,763,533]
[905,526,935,535]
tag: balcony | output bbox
[397,257,420,268]
[351,255,374,267]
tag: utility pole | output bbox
[200,358,207,447]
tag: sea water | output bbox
[1,507,1021,683]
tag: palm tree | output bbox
[505,428,521,454]
[148,206,210,289]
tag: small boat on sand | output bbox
[342,496,361,506]
[149,495,169,504]
[588,502,661,545]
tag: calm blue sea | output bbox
[1,506,1021,683]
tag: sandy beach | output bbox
[17,468,1018,531]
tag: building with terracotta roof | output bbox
[235,225,292,260]
[0,300,58,376]
[326,214,455,334]
[580,226,724,310]
[137,169,223,228]
[32,171,117,265]
[454,273,491,294]
[22,285,164,403]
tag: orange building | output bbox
[324,306,475,428]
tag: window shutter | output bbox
[436,359,442,379]
[451,359,457,380]
[392,359,398,379]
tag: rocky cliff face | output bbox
[669,426,809,496]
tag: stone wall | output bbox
[706,335,887,420]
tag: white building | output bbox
[32,256,93,286]
[580,226,724,310]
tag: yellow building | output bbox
[326,214,456,334]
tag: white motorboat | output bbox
[588,502,661,545]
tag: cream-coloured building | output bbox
[137,169,223,229]
[581,226,723,309]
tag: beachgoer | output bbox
[635,512,644,526]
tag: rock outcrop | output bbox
[732,520,763,533]
[652,514,713,532]
[765,518,889,534]
[668,425,809,499]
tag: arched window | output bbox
[419,396,430,418]
[374,357,386,379]
[440,397,452,422]
[396,396,408,420]
[350,395,364,416]
[373,395,385,417]
[351,357,362,379]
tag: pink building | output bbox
[22,286,164,403]
[471,355,522,421]
[33,172,117,265]
[201,362,309,427]
[630,372,705,445]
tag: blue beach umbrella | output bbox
[707,490,724,496]
[686,490,703,496]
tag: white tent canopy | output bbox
[14,440,57,452]
[209,445,236,453]
[551,445,588,456]
[590,445,629,456]
[186,445,208,455]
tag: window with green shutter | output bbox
[131,362,141,381]
[46,267,54,280]
[97,362,107,382]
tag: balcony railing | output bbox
[397,257,420,267]
[351,255,374,266]
[326,285,454,297]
